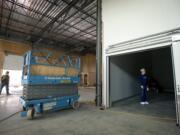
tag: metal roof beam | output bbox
[56,11,96,37]
[5,0,96,38]
[6,0,51,18]
[61,0,96,21]
[2,0,97,52]
[52,3,96,33]
[44,0,96,26]
[62,25,96,42]
[39,0,79,34]
[1,23,74,48]
[1,14,95,45]
[1,24,95,52]
[5,0,16,34]
[30,0,59,31]
[2,15,41,30]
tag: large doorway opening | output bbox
[109,46,176,119]
[2,54,23,95]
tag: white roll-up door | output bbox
[106,28,180,56]
[3,54,23,87]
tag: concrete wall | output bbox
[0,39,31,55]
[102,0,180,47]
[110,52,151,103]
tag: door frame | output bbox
[171,42,180,126]
[105,43,180,125]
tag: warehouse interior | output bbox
[0,0,97,102]
[1,51,96,101]
[0,0,180,135]
[109,47,176,118]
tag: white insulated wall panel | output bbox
[102,0,180,47]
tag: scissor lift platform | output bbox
[20,95,80,119]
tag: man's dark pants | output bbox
[141,87,148,102]
[0,83,9,95]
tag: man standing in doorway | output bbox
[0,71,10,95]
[139,68,149,105]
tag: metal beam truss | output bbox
[0,0,97,53]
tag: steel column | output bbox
[96,0,102,106]
[0,0,4,29]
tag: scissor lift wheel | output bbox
[72,101,80,109]
[27,107,35,120]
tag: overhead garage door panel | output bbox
[106,30,178,55]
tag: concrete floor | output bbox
[112,92,176,119]
[0,91,179,135]
[0,95,21,121]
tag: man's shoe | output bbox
[140,102,145,105]
[144,101,149,105]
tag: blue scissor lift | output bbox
[20,50,81,119]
